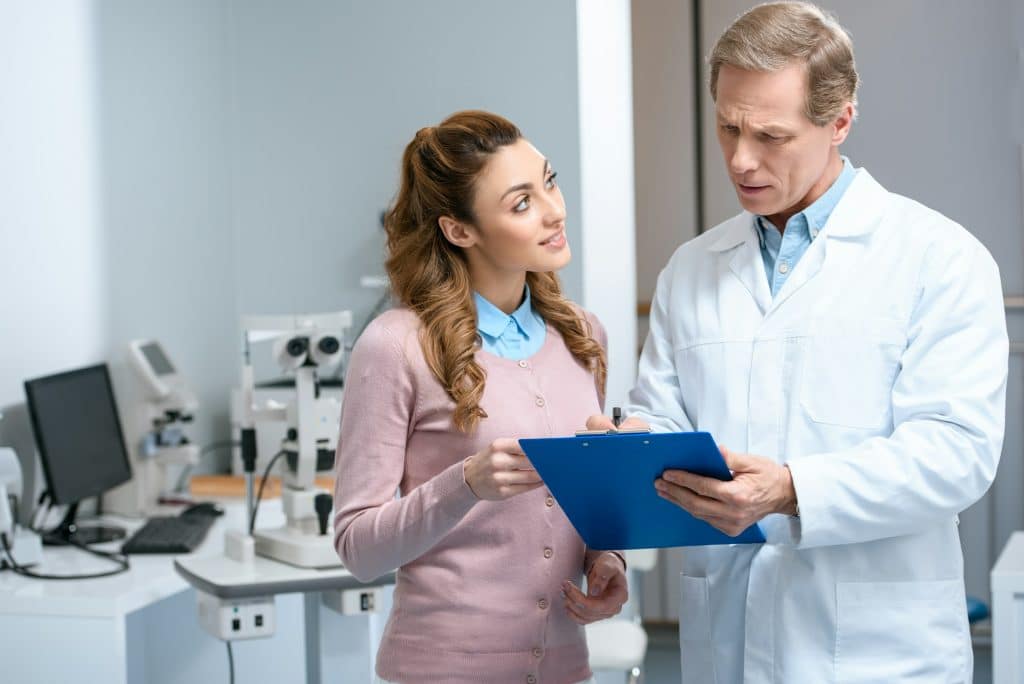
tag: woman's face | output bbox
[457,138,570,281]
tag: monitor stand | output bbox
[42,501,126,546]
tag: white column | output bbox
[576,0,638,410]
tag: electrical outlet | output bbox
[198,591,275,641]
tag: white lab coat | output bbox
[627,169,1008,683]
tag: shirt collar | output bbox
[756,157,857,244]
[473,286,544,340]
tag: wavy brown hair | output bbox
[384,110,606,432]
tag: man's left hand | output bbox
[562,552,628,625]
[655,446,798,537]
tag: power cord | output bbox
[226,640,235,684]
[0,531,130,580]
[248,449,286,534]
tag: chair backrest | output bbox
[624,548,657,572]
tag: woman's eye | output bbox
[514,197,530,213]
[545,172,558,189]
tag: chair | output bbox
[586,549,658,684]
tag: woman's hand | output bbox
[562,552,629,624]
[463,438,543,501]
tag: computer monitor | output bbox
[24,364,133,545]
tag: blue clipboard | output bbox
[519,431,765,550]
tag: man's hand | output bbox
[585,414,650,432]
[562,552,629,625]
[654,446,798,536]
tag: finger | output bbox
[618,417,650,430]
[586,556,616,596]
[498,482,544,498]
[563,596,615,624]
[492,437,525,455]
[586,414,616,430]
[661,469,728,500]
[562,580,608,612]
[501,452,537,470]
[655,480,733,519]
[495,469,543,486]
[720,445,752,471]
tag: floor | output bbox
[616,623,994,684]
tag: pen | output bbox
[612,406,622,428]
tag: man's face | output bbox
[715,63,850,226]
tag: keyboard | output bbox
[122,514,217,554]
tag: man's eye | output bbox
[514,197,530,212]
[721,125,739,135]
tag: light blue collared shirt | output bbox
[473,286,547,360]
[757,158,856,297]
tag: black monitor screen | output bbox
[24,364,133,506]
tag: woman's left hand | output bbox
[562,553,628,625]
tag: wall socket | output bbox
[321,586,384,615]
[198,591,275,641]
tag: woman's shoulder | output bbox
[351,307,425,365]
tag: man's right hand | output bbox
[463,438,543,501]
[585,414,651,431]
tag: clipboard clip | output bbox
[574,427,652,436]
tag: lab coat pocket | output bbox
[679,574,717,684]
[835,579,967,683]
[801,317,905,429]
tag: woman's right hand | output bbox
[463,438,543,501]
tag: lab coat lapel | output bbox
[766,169,887,316]
[713,217,772,316]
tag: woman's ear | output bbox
[438,216,477,248]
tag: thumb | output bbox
[720,445,752,471]
[586,414,616,431]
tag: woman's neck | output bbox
[472,272,528,314]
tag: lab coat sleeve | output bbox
[625,262,696,433]
[332,320,478,582]
[786,239,1008,549]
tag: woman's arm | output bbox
[332,320,479,582]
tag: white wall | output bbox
[0,3,106,406]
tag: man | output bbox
[592,2,1008,682]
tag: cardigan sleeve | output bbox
[332,318,479,582]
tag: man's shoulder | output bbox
[664,212,751,265]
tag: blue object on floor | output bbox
[967,596,989,624]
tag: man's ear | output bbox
[830,101,855,146]
[438,216,477,248]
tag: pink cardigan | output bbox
[333,307,608,683]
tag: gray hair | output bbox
[709,1,859,126]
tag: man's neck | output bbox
[764,153,844,233]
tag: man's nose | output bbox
[729,137,759,176]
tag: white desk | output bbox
[0,500,392,683]
[993,531,1024,684]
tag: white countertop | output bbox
[0,499,282,618]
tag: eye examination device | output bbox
[238,311,352,568]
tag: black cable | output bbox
[249,449,286,534]
[226,640,235,684]
[175,440,242,493]
[0,531,130,580]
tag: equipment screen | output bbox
[141,342,175,375]
[24,364,133,506]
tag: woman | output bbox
[333,110,628,684]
